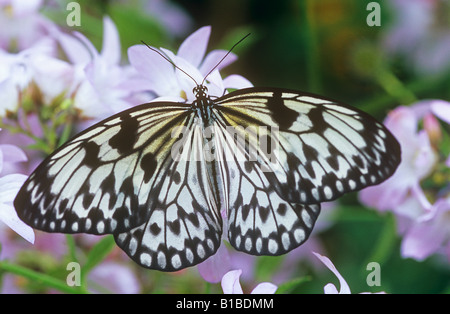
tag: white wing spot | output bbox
[268,239,278,254]
[97,221,105,233]
[245,237,252,251]
[301,211,312,228]
[294,229,305,244]
[323,186,333,199]
[348,179,356,189]
[171,254,182,269]
[197,244,205,259]
[129,237,138,256]
[282,233,290,250]
[256,238,263,253]
[185,248,194,263]
[140,253,152,267]
[157,252,167,269]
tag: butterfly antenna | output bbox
[141,40,199,86]
[201,33,251,86]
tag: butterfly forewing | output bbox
[14,102,192,235]
[215,87,401,205]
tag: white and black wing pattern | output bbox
[14,101,224,271]
[213,123,321,255]
[212,87,400,255]
[215,87,401,205]
[14,102,189,234]
[15,102,185,235]
[114,121,223,271]
[13,83,401,271]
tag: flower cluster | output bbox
[360,100,450,262]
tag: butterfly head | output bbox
[193,85,209,99]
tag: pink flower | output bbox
[359,99,450,262]
[88,261,141,294]
[221,269,277,294]
[56,17,138,119]
[197,244,231,283]
[0,0,54,50]
[128,26,252,103]
[359,103,440,211]
[401,197,450,261]
[143,0,193,37]
[0,39,73,116]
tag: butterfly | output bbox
[14,38,401,272]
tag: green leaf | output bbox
[364,212,398,265]
[82,235,116,277]
[0,261,87,294]
[275,276,312,294]
[65,235,78,264]
[255,255,285,282]
[107,3,168,52]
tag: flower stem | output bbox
[0,260,88,294]
[374,67,417,105]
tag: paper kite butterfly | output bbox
[14,36,401,272]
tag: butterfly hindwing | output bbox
[115,121,223,271]
[211,119,320,255]
[225,159,321,255]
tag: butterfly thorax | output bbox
[192,85,214,124]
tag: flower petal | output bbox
[401,222,445,261]
[251,282,278,294]
[30,54,74,103]
[323,283,340,294]
[197,244,231,283]
[221,269,244,294]
[0,173,27,200]
[0,204,35,244]
[0,79,19,117]
[199,50,237,75]
[128,45,179,96]
[73,31,99,60]
[89,262,140,294]
[100,16,121,65]
[56,31,92,65]
[11,0,43,16]
[223,74,254,90]
[177,26,211,68]
[401,198,450,261]
[313,252,351,294]
[431,100,450,125]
